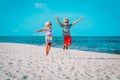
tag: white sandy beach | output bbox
[0,43,120,80]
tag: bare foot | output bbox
[63,46,65,50]
[66,46,68,50]
[46,53,48,56]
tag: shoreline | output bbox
[0,36,120,54]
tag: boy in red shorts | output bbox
[55,16,83,50]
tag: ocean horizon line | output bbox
[0,36,120,37]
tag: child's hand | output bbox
[80,17,83,20]
[36,30,42,33]
[56,16,59,19]
[35,31,39,33]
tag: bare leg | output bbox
[47,45,51,53]
[63,45,68,50]
[63,45,65,50]
[46,43,51,56]
[46,44,49,56]
[65,46,68,50]
[66,46,68,50]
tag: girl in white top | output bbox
[36,21,52,56]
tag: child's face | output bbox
[64,19,69,23]
[47,23,52,28]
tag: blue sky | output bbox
[0,0,120,36]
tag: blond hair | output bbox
[45,21,51,26]
[63,18,69,22]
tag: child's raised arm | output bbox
[72,17,83,26]
[36,27,47,33]
[55,16,63,27]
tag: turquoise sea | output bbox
[0,36,120,54]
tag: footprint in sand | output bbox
[71,66,75,70]
[16,70,19,73]
[41,70,44,73]
[17,60,23,66]
[65,76,70,79]
[39,76,42,78]
[74,73,78,77]
[22,75,28,79]
[8,62,13,67]
[5,71,13,78]
[62,74,66,77]
[61,62,64,64]
[57,67,62,71]
[0,62,4,68]
[50,71,54,73]
[75,78,79,80]
[105,76,110,80]
[117,74,120,79]
[97,78,104,80]
[27,61,33,65]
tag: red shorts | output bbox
[64,35,72,46]
[47,42,52,46]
